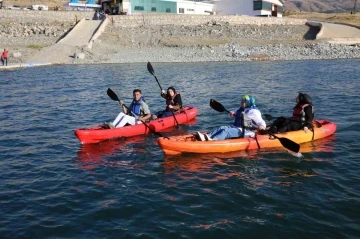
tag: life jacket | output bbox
[292,103,313,122]
[166,92,181,112]
[131,96,145,116]
[233,106,258,128]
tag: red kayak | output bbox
[75,106,198,144]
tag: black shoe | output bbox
[204,134,212,141]
[196,132,206,141]
[101,122,110,129]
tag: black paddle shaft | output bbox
[147,62,163,91]
[147,62,180,127]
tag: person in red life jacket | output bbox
[1,49,8,66]
[197,95,266,141]
[154,87,183,119]
[106,89,151,128]
[269,92,314,133]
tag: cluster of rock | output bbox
[1,9,359,64]
[0,22,73,38]
[100,42,360,64]
[102,23,310,50]
[95,19,360,63]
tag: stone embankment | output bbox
[0,10,359,65]
[0,22,73,38]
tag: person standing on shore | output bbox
[1,49,8,66]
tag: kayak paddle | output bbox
[147,62,180,127]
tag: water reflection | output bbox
[76,136,148,170]
[162,150,260,174]
[299,135,335,155]
[160,136,336,187]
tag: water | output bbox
[1,60,359,238]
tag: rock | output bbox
[74,52,85,59]
[12,52,22,58]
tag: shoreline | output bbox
[1,39,360,67]
[1,10,360,67]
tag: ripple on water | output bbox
[1,61,360,238]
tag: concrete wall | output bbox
[0,9,306,27]
[0,9,94,23]
[214,0,252,16]
[109,14,307,28]
[177,0,213,15]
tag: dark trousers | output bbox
[156,110,175,118]
[271,117,302,133]
[1,57,7,66]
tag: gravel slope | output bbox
[1,15,360,65]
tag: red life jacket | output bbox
[1,50,8,58]
[166,92,180,109]
[292,103,311,121]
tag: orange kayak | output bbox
[158,120,337,155]
[75,106,198,144]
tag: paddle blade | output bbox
[210,99,228,113]
[147,62,155,75]
[107,88,120,102]
[278,137,300,153]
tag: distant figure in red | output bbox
[1,49,8,66]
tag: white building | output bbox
[214,0,284,17]
[66,0,101,11]
[173,0,214,15]
[100,0,214,15]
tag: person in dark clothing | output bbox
[269,92,314,133]
[154,87,183,119]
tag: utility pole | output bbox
[355,0,358,14]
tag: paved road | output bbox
[319,22,360,39]
[28,19,102,64]
[59,19,101,46]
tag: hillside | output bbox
[2,0,360,13]
[2,0,68,9]
[284,0,358,13]
[3,0,359,12]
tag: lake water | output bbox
[1,60,359,238]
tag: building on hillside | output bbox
[214,0,284,17]
[98,0,214,15]
[65,0,101,11]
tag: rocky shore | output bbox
[1,10,360,65]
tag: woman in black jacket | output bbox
[269,92,314,133]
